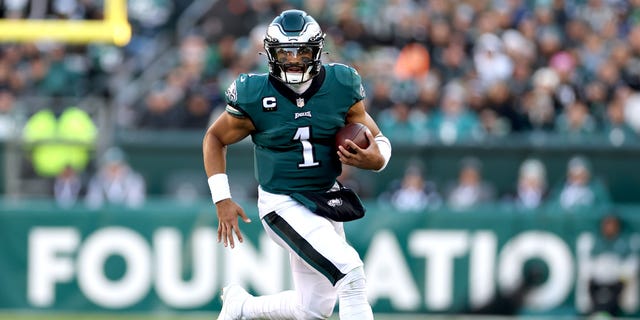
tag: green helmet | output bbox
[264,10,325,84]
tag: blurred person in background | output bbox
[412,73,441,123]
[554,99,597,138]
[437,40,474,84]
[583,80,612,126]
[483,80,526,134]
[0,88,16,140]
[550,155,611,212]
[379,163,442,212]
[523,67,560,131]
[179,88,215,129]
[85,147,146,209]
[587,214,639,318]
[366,78,394,114]
[53,165,83,208]
[472,259,547,316]
[376,101,430,145]
[503,158,549,211]
[429,80,480,144]
[393,41,430,81]
[136,86,183,129]
[445,156,495,211]
[602,98,638,146]
[622,58,640,135]
[472,33,514,90]
[125,0,174,73]
[476,108,511,138]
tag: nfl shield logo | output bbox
[296,98,305,108]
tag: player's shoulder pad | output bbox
[224,73,269,107]
[325,63,362,87]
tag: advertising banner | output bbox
[0,200,638,316]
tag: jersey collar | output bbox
[269,66,326,107]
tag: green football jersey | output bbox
[224,64,365,194]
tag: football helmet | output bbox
[264,10,325,84]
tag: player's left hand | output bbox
[216,198,251,249]
[337,130,385,170]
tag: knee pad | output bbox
[335,267,373,319]
[337,266,367,294]
[294,292,336,320]
[296,307,333,320]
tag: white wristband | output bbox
[374,133,391,172]
[208,173,231,204]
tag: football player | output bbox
[203,9,391,320]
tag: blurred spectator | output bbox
[429,81,480,144]
[53,165,83,208]
[577,0,617,33]
[85,147,146,209]
[377,101,430,145]
[583,80,611,124]
[472,259,546,315]
[504,158,549,211]
[0,88,15,140]
[472,33,514,90]
[31,45,86,97]
[394,42,430,80]
[367,79,394,113]
[483,81,524,133]
[522,87,556,131]
[554,100,597,137]
[579,31,609,79]
[4,0,640,205]
[548,51,580,112]
[137,87,182,129]
[623,58,640,134]
[602,99,637,146]
[550,155,611,212]
[412,73,441,117]
[587,214,639,318]
[179,88,214,129]
[125,0,174,72]
[438,41,473,83]
[445,157,495,211]
[380,164,442,212]
[476,108,510,138]
[178,33,212,81]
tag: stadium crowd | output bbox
[120,0,640,144]
[1,0,640,206]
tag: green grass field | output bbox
[0,313,435,320]
[0,313,592,320]
[0,313,438,320]
[0,313,544,320]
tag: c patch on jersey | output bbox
[262,96,277,112]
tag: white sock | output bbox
[241,290,301,319]
[337,267,374,320]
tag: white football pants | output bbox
[238,186,373,319]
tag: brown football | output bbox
[335,123,370,153]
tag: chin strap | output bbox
[285,79,312,94]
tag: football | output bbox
[335,122,370,153]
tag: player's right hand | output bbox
[215,199,251,249]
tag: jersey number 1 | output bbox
[293,126,319,168]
